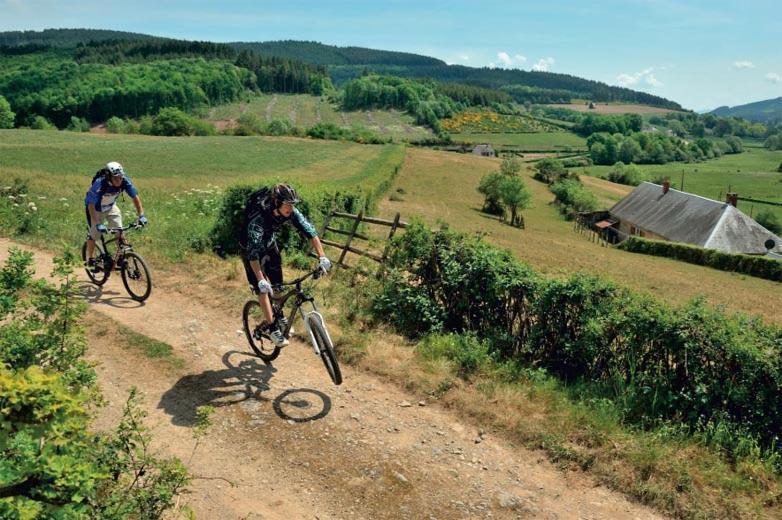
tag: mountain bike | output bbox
[242,267,342,385]
[81,221,152,302]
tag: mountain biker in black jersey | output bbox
[238,183,331,347]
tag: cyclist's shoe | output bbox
[87,258,102,273]
[268,327,289,348]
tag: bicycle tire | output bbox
[308,314,342,385]
[120,251,152,302]
[242,300,281,362]
[81,241,110,286]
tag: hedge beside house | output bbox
[617,236,782,282]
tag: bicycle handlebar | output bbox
[279,267,325,287]
[105,221,145,234]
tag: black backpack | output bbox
[91,168,109,185]
[244,186,270,222]
[238,187,271,248]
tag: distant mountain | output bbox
[229,40,445,67]
[710,97,782,123]
[0,28,682,109]
[0,28,160,47]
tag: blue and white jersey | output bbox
[84,177,139,212]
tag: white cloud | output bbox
[497,52,512,67]
[459,54,470,62]
[645,74,663,87]
[493,51,527,69]
[616,68,663,88]
[733,61,755,69]
[766,73,782,84]
[532,57,555,72]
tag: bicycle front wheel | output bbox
[120,251,152,302]
[242,300,280,362]
[307,314,342,385]
[81,241,110,286]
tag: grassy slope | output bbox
[208,93,432,141]
[0,130,404,264]
[379,147,782,323]
[578,145,782,222]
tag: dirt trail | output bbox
[0,238,665,520]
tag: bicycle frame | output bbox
[270,269,331,355]
[91,224,140,271]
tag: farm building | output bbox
[599,181,782,256]
[472,144,496,157]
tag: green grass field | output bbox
[451,131,587,151]
[0,130,405,264]
[380,147,782,323]
[207,93,432,141]
[578,147,782,221]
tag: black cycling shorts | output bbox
[241,245,283,293]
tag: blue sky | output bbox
[1,0,780,111]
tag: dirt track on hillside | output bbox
[0,238,665,519]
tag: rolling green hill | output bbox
[0,28,683,110]
[710,96,782,123]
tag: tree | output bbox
[618,138,642,164]
[724,135,743,154]
[499,175,531,228]
[477,171,506,215]
[533,158,567,184]
[0,94,15,128]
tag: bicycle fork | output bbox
[298,301,332,356]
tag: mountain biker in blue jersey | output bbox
[84,161,147,270]
[239,183,331,348]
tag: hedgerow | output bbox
[373,223,782,464]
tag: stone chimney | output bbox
[726,193,738,207]
[662,180,670,194]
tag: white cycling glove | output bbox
[318,256,332,273]
[257,279,273,295]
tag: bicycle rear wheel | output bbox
[307,314,342,385]
[242,300,281,362]
[81,241,110,286]
[120,251,152,302]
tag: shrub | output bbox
[607,162,646,186]
[233,112,264,136]
[29,115,54,130]
[618,236,782,282]
[550,178,597,219]
[66,116,90,132]
[533,158,568,184]
[371,225,782,456]
[149,107,215,136]
[106,115,126,134]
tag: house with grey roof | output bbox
[472,144,496,157]
[605,181,782,256]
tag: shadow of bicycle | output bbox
[75,280,145,309]
[158,350,276,426]
[158,350,332,426]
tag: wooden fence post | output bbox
[337,210,363,266]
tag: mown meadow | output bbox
[0,129,405,267]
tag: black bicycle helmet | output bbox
[272,183,300,205]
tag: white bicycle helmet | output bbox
[106,161,125,177]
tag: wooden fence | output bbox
[319,210,408,268]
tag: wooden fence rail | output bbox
[319,210,408,269]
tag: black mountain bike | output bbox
[81,221,152,302]
[242,267,342,385]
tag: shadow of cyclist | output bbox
[75,281,145,309]
[158,350,276,426]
